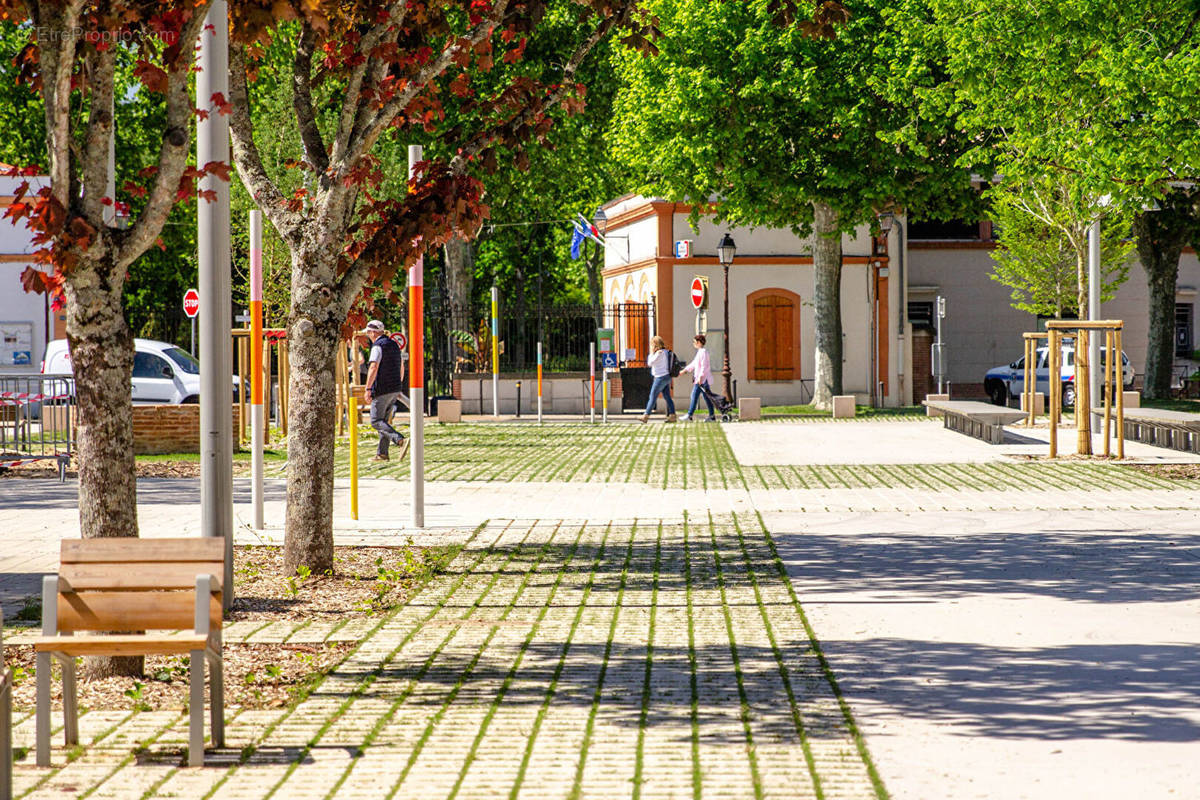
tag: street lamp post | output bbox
[876,211,906,404]
[718,233,737,402]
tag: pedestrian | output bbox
[361,320,409,462]
[640,335,677,423]
[680,334,716,422]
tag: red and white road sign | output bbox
[183,288,200,318]
[390,332,408,350]
[690,277,706,310]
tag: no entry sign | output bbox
[390,331,408,350]
[690,276,707,310]
[183,288,200,318]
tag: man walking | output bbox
[362,320,409,462]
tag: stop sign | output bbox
[690,277,706,310]
[183,288,200,318]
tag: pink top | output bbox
[682,347,712,386]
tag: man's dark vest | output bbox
[371,335,404,395]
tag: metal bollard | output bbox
[515,380,522,418]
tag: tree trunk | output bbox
[444,235,474,311]
[283,252,344,575]
[1134,211,1186,400]
[1075,249,1088,318]
[811,200,843,410]
[63,253,143,679]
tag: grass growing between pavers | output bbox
[296,421,1195,494]
[10,515,886,800]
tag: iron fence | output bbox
[424,300,656,391]
[0,374,75,479]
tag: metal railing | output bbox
[0,374,75,480]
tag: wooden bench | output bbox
[1120,408,1200,453]
[922,400,1027,444]
[35,538,226,768]
[1,613,12,800]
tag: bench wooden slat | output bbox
[60,563,223,592]
[1121,408,1200,426]
[57,591,222,634]
[60,538,224,564]
[34,634,211,657]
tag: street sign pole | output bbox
[589,342,596,423]
[197,0,233,610]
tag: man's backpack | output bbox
[669,350,685,378]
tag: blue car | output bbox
[983,344,1134,407]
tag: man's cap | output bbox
[360,320,385,333]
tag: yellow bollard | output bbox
[349,395,359,520]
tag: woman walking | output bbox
[680,334,716,421]
[641,335,677,423]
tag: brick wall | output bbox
[912,329,934,403]
[127,404,241,455]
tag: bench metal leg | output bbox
[189,650,205,767]
[60,655,78,746]
[35,653,51,767]
[207,651,224,748]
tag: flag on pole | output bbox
[570,222,586,260]
[570,212,605,260]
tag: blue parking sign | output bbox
[601,352,618,368]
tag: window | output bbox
[133,352,173,379]
[908,218,982,240]
[747,289,802,381]
[908,301,935,331]
[1177,303,1194,357]
[164,347,200,374]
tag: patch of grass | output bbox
[1141,398,1200,413]
[761,404,926,419]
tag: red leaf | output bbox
[211,92,232,116]
[133,60,168,93]
[202,160,233,181]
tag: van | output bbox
[42,338,240,404]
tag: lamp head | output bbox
[717,233,736,266]
[876,211,896,235]
[593,207,607,234]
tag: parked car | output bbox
[984,344,1134,407]
[42,338,241,404]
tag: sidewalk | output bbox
[3,419,1198,798]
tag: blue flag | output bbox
[570,222,586,260]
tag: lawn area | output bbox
[259,421,1194,493]
[761,403,926,420]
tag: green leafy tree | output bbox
[989,176,1131,319]
[609,0,975,408]
[933,0,1200,397]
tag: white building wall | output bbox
[907,246,1200,391]
[1,175,51,375]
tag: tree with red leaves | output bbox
[227,0,660,574]
[0,0,221,678]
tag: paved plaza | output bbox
[1,419,1198,799]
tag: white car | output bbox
[984,344,1134,407]
[42,338,240,404]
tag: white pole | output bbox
[197,0,233,609]
[589,342,596,423]
[1088,219,1102,405]
[249,210,264,530]
[409,145,425,529]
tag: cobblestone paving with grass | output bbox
[12,515,884,800]
[282,422,1191,495]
